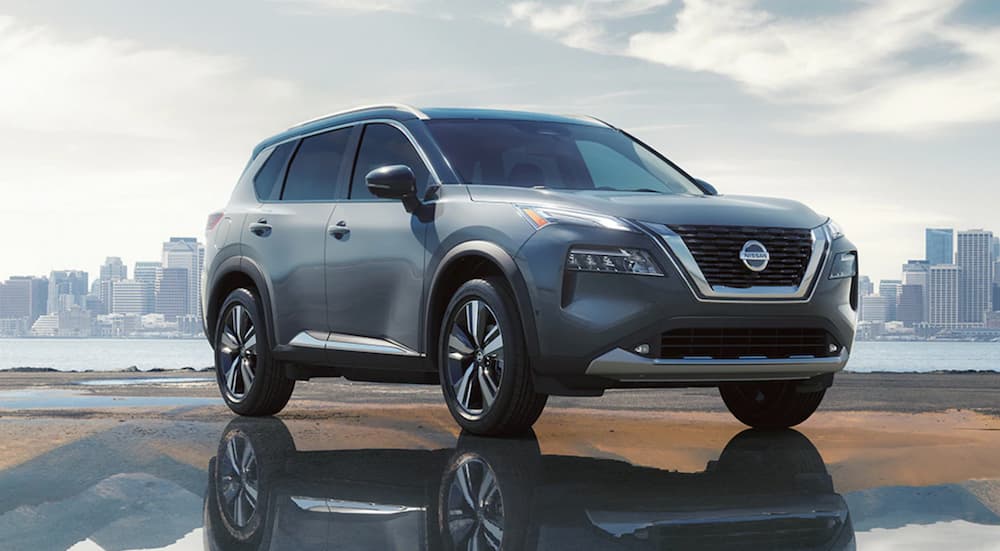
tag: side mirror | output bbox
[366,165,416,200]
[694,178,718,196]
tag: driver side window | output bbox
[350,123,430,200]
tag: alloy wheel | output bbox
[446,455,504,551]
[219,432,259,529]
[218,304,257,401]
[446,299,505,417]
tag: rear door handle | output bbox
[328,220,350,239]
[249,218,272,237]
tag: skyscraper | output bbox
[134,261,162,288]
[156,267,189,321]
[47,270,88,314]
[111,279,154,315]
[858,275,874,297]
[878,279,902,321]
[926,228,954,266]
[0,276,48,324]
[928,264,960,327]
[957,230,993,324]
[99,257,127,314]
[162,237,204,318]
[901,260,929,325]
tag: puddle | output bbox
[75,377,213,386]
[0,389,216,410]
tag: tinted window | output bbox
[425,120,702,195]
[253,142,294,200]
[350,124,430,200]
[281,128,352,201]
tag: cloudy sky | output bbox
[1,0,999,284]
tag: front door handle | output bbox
[328,220,350,239]
[249,218,271,237]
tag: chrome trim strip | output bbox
[291,497,424,515]
[327,333,422,356]
[289,331,328,349]
[290,103,429,128]
[585,347,848,380]
[639,222,830,303]
[288,330,423,357]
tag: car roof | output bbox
[251,104,610,158]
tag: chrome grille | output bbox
[668,225,813,288]
[660,328,838,360]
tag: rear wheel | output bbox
[438,278,547,436]
[719,381,825,429]
[213,288,294,416]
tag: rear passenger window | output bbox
[281,128,352,201]
[253,142,294,200]
[350,124,431,200]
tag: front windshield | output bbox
[425,119,703,194]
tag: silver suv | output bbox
[203,104,858,435]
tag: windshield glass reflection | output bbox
[204,418,854,550]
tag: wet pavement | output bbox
[0,377,999,549]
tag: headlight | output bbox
[829,251,857,279]
[517,205,634,232]
[566,247,663,276]
[824,219,845,240]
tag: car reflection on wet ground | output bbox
[1,377,1000,550]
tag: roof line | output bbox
[563,114,617,129]
[289,103,429,129]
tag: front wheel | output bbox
[213,288,294,416]
[719,381,826,429]
[438,277,547,436]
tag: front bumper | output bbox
[513,223,858,392]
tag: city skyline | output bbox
[2,1,1000,284]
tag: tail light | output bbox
[206,211,224,231]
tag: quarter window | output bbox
[350,124,430,200]
[281,128,352,201]
[253,142,294,200]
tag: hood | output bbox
[466,186,827,229]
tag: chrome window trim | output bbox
[258,118,442,202]
[289,103,429,129]
[288,330,423,357]
[637,222,831,303]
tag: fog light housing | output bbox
[829,251,857,279]
[566,247,663,276]
[633,343,651,355]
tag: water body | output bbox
[1,338,1000,373]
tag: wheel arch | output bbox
[205,257,278,350]
[425,241,540,365]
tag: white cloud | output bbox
[270,0,429,15]
[0,15,300,140]
[508,0,671,51]
[507,0,1000,134]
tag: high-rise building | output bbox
[0,276,48,324]
[134,261,162,289]
[926,228,954,265]
[46,270,88,314]
[156,267,189,321]
[860,295,891,322]
[902,260,929,324]
[162,237,204,318]
[111,279,154,315]
[957,230,993,324]
[99,257,128,314]
[898,284,924,326]
[928,264,961,327]
[858,275,874,297]
[878,279,902,321]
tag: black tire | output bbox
[438,277,547,436]
[213,288,294,416]
[719,381,825,429]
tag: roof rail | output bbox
[289,103,429,129]
[564,114,617,129]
